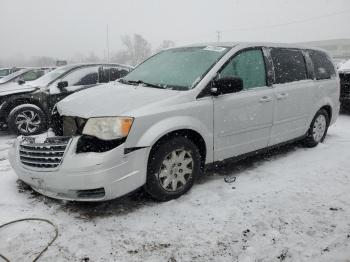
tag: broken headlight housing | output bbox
[82,117,134,141]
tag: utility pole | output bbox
[216,31,221,42]
[106,24,110,63]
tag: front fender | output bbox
[0,91,47,122]
[130,116,213,164]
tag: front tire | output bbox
[303,109,329,148]
[8,104,47,135]
[145,136,202,201]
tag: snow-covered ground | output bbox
[1,115,350,262]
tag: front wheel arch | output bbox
[148,129,207,172]
[145,136,202,201]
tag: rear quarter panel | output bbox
[308,77,340,128]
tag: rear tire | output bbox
[8,104,47,135]
[303,109,329,148]
[145,136,202,201]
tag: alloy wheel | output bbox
[15,110,41,134]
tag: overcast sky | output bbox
[1,0,349,60]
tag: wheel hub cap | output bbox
[158,149,193,192]
[312,114,326,142]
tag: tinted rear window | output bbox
[271,48,308,84]
[308,50,336,80]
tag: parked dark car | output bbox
[0,63,133,135]
[339,60,350,111]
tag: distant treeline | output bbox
[0,34,175,68]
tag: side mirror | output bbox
[211,76,243,96]
[57,81,68,90]
[17,79,25,85]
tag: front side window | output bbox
[62,66,99,86]
[122,46,229,90]
[271,48,307,84]
[308,50,336,80]
[99,66,130,83]
[29,65,76,87]
[218,49,267,90]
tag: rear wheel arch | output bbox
[308,101,333,131]
[303,108,330,148]
[320,104,332,122]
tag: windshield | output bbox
[0,69,27,84]
[122,46,229,90]
[29,65,75,87]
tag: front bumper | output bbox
[9,135,149,201]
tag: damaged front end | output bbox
[51,109,126,153]
[9,109,147,201]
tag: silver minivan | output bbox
[9,42,340,201]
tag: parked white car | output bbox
[9,42,340,202]
[0,67,22,79]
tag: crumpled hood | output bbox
[0,82,38,96]
[57,82,181,118]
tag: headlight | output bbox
[82,117,134,140]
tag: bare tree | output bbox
[85,52,100,63]
[156,40,176,53]
[70,52,101,63]
[112,34,152,66]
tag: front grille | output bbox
[19,137,70,169]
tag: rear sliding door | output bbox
[269,48,316,145]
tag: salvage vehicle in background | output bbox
[0,68,51,87]
[9,42,339,202]
[0,63,133,134]
[338,60,350,111]
[0,67,22,79]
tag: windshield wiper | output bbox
[119,78,165,89]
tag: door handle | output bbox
[276,93,288,100]
[259,96,272,103]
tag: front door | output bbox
[48,66,100,111]
[213,48,275,161]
